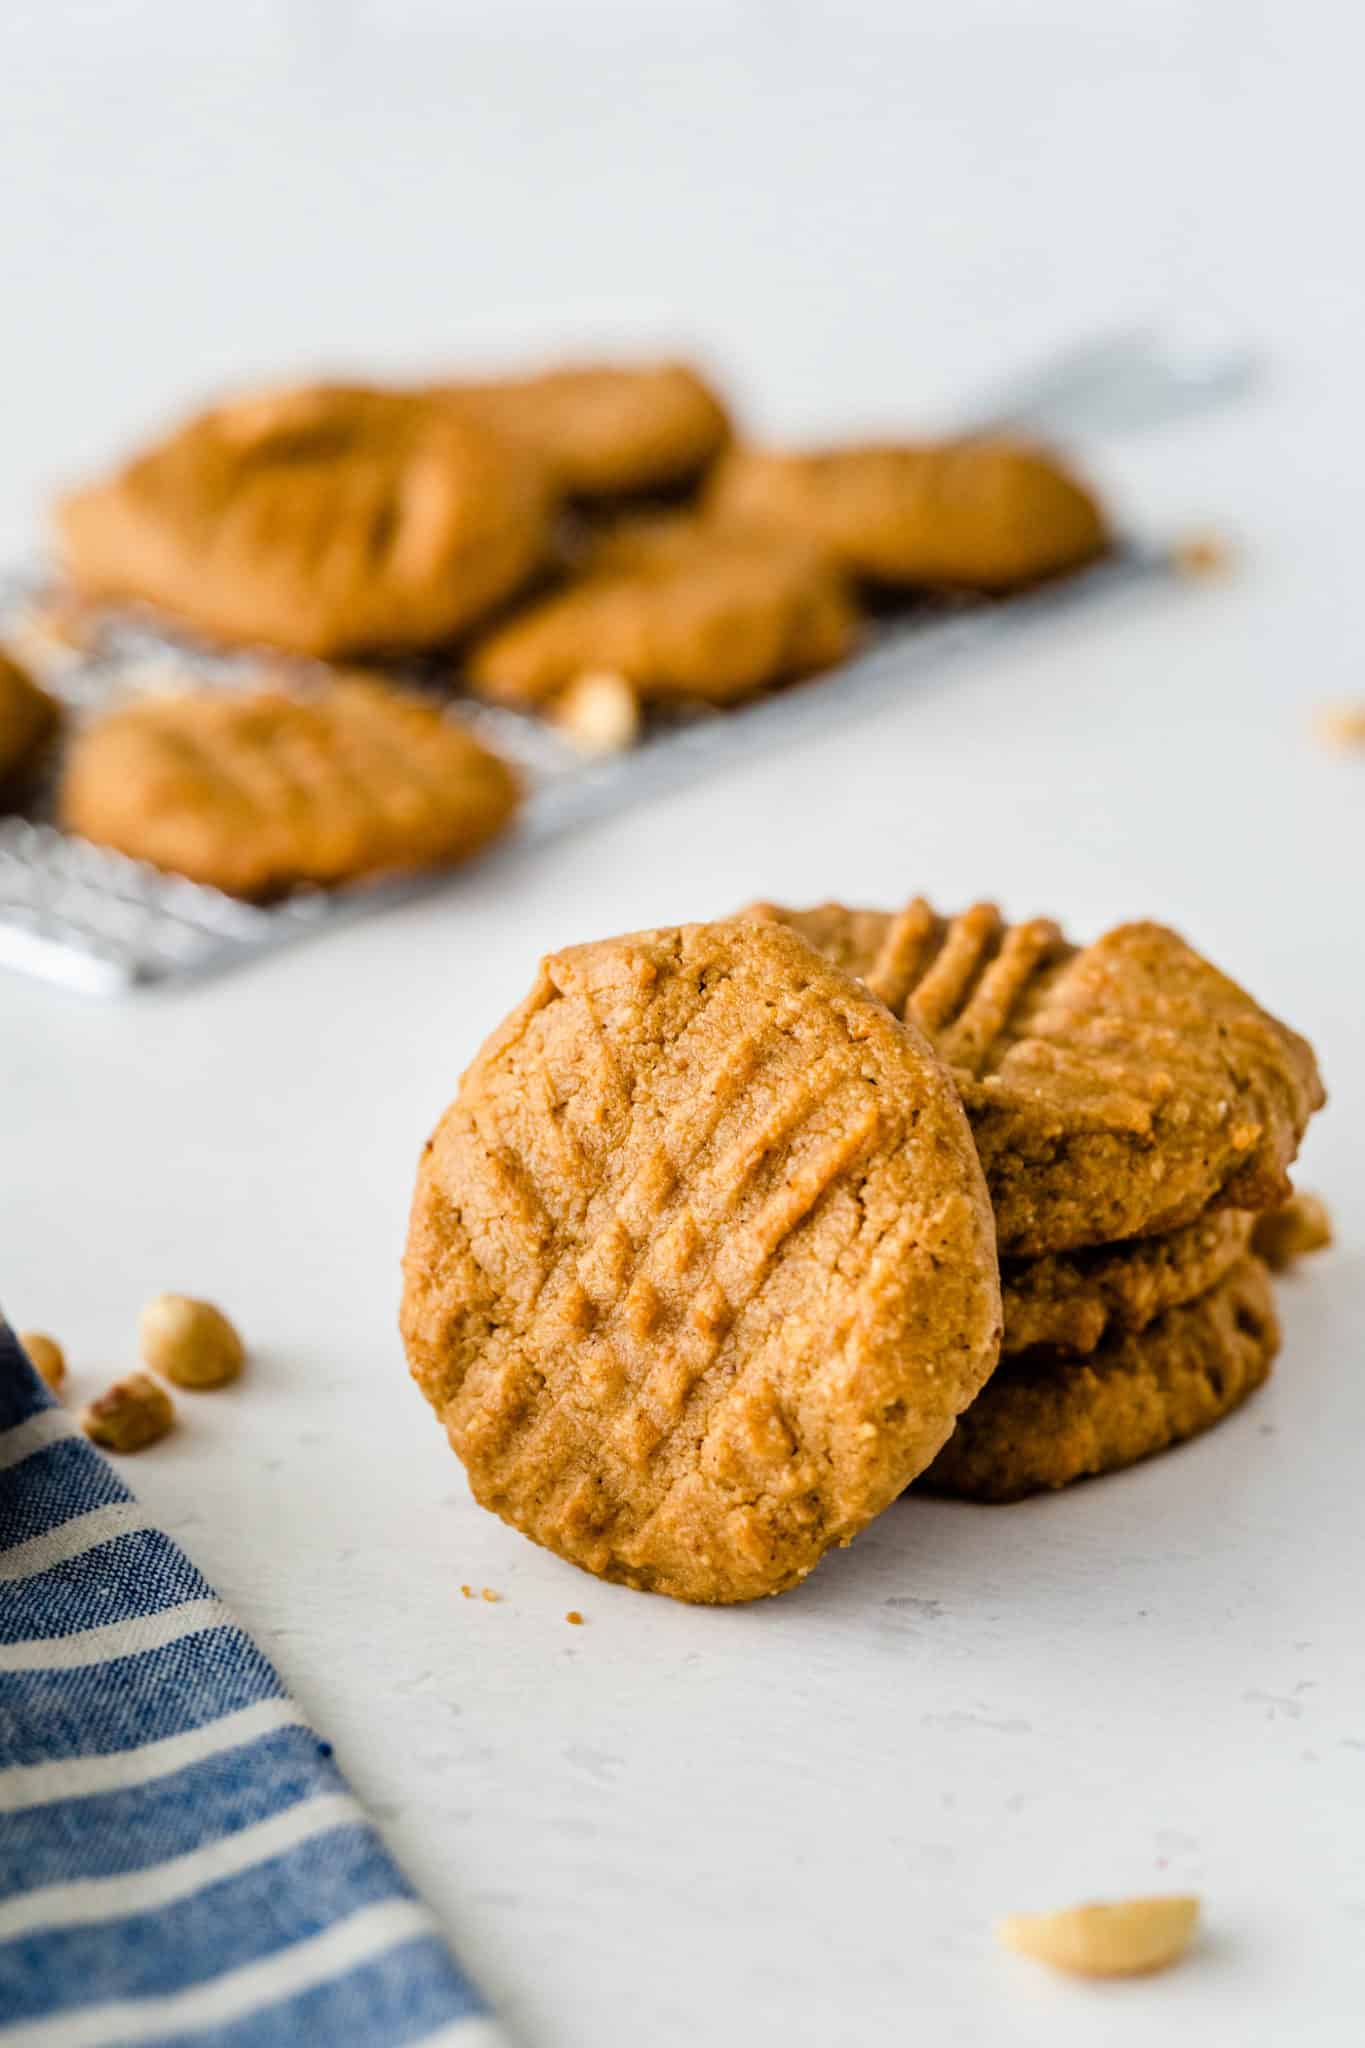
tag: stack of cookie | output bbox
[399,909,1324,1604]
[743,899,1326,1502]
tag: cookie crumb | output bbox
[565,1610,584,1626]
[1174,532,1235,579]
[81,1373,175,1453]
[555,670,641,755]
[20,1331,66,1393]
[140,1293,245,1389]
[998,1894,1199,1978]
[1251,1190,1333,1270]
[460,1584,473,1599]
[481,1587,501,1603]
[1314,701,1365,751]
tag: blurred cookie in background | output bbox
[438,360,731,500]
[59,675,520,898]
[708,437,1108,592]
[466,513,859,709]
[55,384,555,659]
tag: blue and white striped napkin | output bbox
[0,1324,504,2047]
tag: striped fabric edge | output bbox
[0,1500,147,1582]
[0,1695,309,1815]
[0,1787,361,1939]
[0,1898,505,2047]
[0,1330,504,2045]
[0,1595,230,1673]
[0,1408,76,1474]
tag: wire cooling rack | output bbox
[0,543,1171,994]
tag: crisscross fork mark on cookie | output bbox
[59,678,520,897]
[743,899,1324,1255]
[745,898,1071,1080]
[57,385,553,658]
[860,899,1073,1075]
[401,920,1001,1602]
[439,979,884,1494]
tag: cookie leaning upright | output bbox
[55,383,554,658]
[401,920,1001,1603]
[745,901,1325,1254]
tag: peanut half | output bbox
[140,1293,245,1389]
[555,670,641,755]
[20,1331,66,1393]
[1251,1190,1333,1271]
[998,1894,1200,1978]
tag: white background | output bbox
[2,4,1363,2043]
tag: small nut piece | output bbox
[20,1331,66,1393]
[82,1372,175,1453]
[1251,1190,1333,1270]
[1174,531,1235,580]
[139,1293,245,1389]
[998,1894,1199,1978]
[555,670,641,755]
[1315,701,1365,751]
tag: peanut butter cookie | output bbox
[401,919,1001,1603]
[56,384,553,658]
[707,438,1108,590]
[0,648,58,802]
[1002,1210,1253,1357]
[59,677,519,898]
[442,361,731,498]
[744,900,1324,1255]
[466,515,858,708]
[924,1254,1278,1502]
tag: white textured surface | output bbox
[2,5,1363,2043]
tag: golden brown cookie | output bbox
[0,648,59,801]
[59,677,519,898]
[707,438,1108,591]
[56,384,553,658]
[401,919,1001,1604]
[441,361,731,498]
[744,900,1325,1255]
[923,1254,1278,1502]
[465,514,858,708]
[1002,1210,1253,1357]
